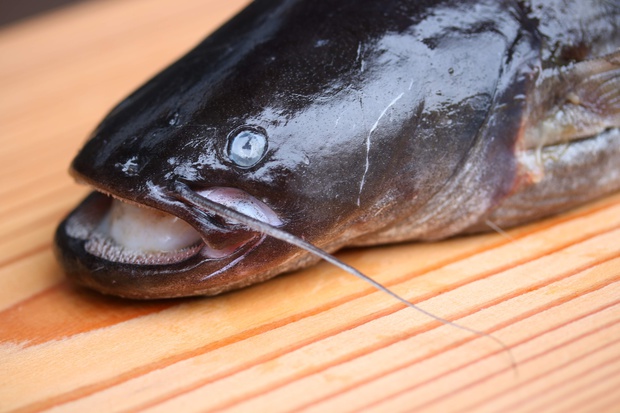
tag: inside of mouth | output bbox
[99,200,202,253]
[65,187,282,265]
[71,197,205,265]
[92,199,202,263]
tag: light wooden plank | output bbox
[0,1,618,413]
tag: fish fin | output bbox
[525,50,620,149]
[486,127,620,229]
[569,50,620,119]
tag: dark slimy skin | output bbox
[55,0,620,299]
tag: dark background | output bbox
[0,0,90,26]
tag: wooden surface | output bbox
[1,1,619,412]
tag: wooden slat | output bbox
[0,1,618,412]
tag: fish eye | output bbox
[227,128,268,168]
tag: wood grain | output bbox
[1,1,619,412]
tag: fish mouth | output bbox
[61,187,283,267]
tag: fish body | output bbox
[55,0,620,299]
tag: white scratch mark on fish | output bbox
[357,41,365,73]
[409,78,414,90]
[357,92,405,205]
[291,92,312,99]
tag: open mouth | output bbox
[63,187,282,266]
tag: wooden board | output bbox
[1,1,619,412]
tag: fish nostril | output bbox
[115,156,141,176]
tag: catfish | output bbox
[55,0,620,302]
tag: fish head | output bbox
[59,97,369,300]
[56,2,395,299]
